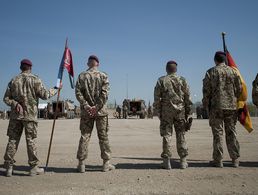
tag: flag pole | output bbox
[220,32,253,132]
[45,87,61,171]
[222,32,227,53]
[45,39,68,171]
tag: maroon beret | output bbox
[166,60,177,66]
[20,59,32,66]
[88,55,99,63]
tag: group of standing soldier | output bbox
[2,52,258,176]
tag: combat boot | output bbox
[6,165,13,177]
[161,158,171,170]
[77,160,85,173]
[29,165,44,176]
[180,157,188,169]
[209,160,223,168]
[102,160,115,172]
[232,158,239,168]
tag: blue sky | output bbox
[0,0,257,109]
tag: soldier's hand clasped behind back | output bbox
[15,103,24,115]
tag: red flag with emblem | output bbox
[56,39,74,89]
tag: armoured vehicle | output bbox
[122,99,146,119]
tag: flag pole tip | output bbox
[222,32,226,36]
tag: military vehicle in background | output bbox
[47,100,75,119]
[196,104,209,119]
[122,99,147,119]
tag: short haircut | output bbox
[20,64,31,71]
[214,51,226,63]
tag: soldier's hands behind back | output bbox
[185,117,193,131]
[90,106,97,117]
[16,103,23,115]
[85,105,97,118]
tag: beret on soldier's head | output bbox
[88,55,99,63]
[20,59,32,66]
[166,60,177,66]
[214,51,226,62]
[166,60,178,73]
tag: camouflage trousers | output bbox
[4,119,39,168]
[160,116,188,159]
[209,109,240,161]
[77,116,111,161]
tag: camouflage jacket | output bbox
[252,73,258,107]
[153,73,192,119]
[202,63,242,111]
[75,67,109,117]
[3,71,53,122]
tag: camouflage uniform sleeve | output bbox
[202,71,211,110]
[34,77,51,100]
[233,71,242,99]
[75,75,89,107]
[3,81,18,109]
[252,74,258,106]
[153,79,162,116]
[96,73,109,110]
[182,78,193,116]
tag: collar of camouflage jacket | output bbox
[167,72,177,76]
[21,70,32,74]
[217,62,227,66]
[87,66,98,71]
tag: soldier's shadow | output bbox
[220,161,258,167]
[114,156,173,169]
[1,160,258,176]
[0,164,31,176]
[114,156,159,169]
[0,164,79,176]
[188,160,258,168]
[113,157,258,169]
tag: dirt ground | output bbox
[0,116,258,195]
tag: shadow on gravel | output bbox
[44,166,77,173]
[114,156,161,161]
[1,160,257,176]
[46,165,111,173]
[113,157,258,169]
[115,163,160,169]
[222,160,258,167]
[0,164,78,176]
[0,165,30,176]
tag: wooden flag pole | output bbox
[45,38,68,171]
[45,87,62,171]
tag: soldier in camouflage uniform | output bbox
[153,60,192,169]
[252,73,258,107]
[202,51,242,168]
[147,105,153,119]
[75,55,115,172]
[3,59,57,177]
[116,105,121,119]
[122,100,128,119]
